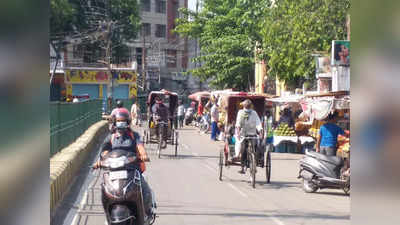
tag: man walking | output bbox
[210,101,220,141]
[177,101,185,128]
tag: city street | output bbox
[53,126,350,225]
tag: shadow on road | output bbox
[312,191,350,197]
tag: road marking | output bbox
[192,152,199,156]
[182,143,189,150]
[203,164,216,172]
[269,216,286,225]
[70,190,88,225]
[227,183,248,198]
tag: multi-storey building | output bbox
[129,0,204,94]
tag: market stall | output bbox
[266,94,311,153]
[299,91,350,156]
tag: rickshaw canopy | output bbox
[147,89,179,115]
[219,92,266,125]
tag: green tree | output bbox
[175,0,270,90]
[260,0,350,87]
[50,0,76,37]
[50,0,141,64]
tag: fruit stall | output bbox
[267,95,315,153]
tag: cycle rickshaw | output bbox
[218,92,271,188]
[143,90,179,158]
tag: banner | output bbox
[65,70,109,83]
[114,71,137,84]
[331,40,350,66]
[129,84,137,98]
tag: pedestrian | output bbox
[197,101,204,125]
[130,98,140,126]
[263,109,274,146]
[316,111,345,156]
[177,101,185,128]
[210,101,220,141]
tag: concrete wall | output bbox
[50,121,108,215]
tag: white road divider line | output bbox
[269,216,286,225]
[227,183,248,198]
[70,190,88,225]
[203,164,216,172]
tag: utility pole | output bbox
[195,0,202,91]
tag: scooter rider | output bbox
[152,96,170,147]
[107,99,131,133]
[93,111,155,216]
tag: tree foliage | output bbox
[175,0,270,90]
[50,0,76,37]
[176,0,349,89]
[260,0,350,87]
[50,0,141,64]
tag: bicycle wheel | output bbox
[248,142,256,188]
[158,127,162,159]
[265,146,271,183]
[174,131,178,157]
[219,149,224,181]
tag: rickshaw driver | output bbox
[234,99,263,174]
[151,96,170,148]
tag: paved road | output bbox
[53,126,350,225]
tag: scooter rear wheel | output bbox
[302,179,318,193]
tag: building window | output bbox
[141,0,150,12]
[155,24,166,38]
[155,0,166,13]
[166,50,177,68]
[142,23,151,36]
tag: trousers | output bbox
[211,121,219,140]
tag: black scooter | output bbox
[95,149,156,225]
[298,150,350,194]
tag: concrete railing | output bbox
[50,120,108,214]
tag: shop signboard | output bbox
[65,70,109,83]
[113,71,138,84]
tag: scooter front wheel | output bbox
[302,179,318,193]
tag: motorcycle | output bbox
[184,108,195,125]
[95,149,156,225]
[199,113,211,134]
[298,150,350,194]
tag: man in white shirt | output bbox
[234,99,263,173]
[177,101,185,128]
[130,99,140,126]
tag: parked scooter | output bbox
[184,108,195,125]
[298,150,350,194]
[94,149,156,225]
[199,113,211,134]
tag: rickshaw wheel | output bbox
[219,149,224,181]
[143,131,147,144]
[248,142,256,189]
[265,147,271,184]
[171,130,175,145]
[174,131,178,157]
[158,133,162,159]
